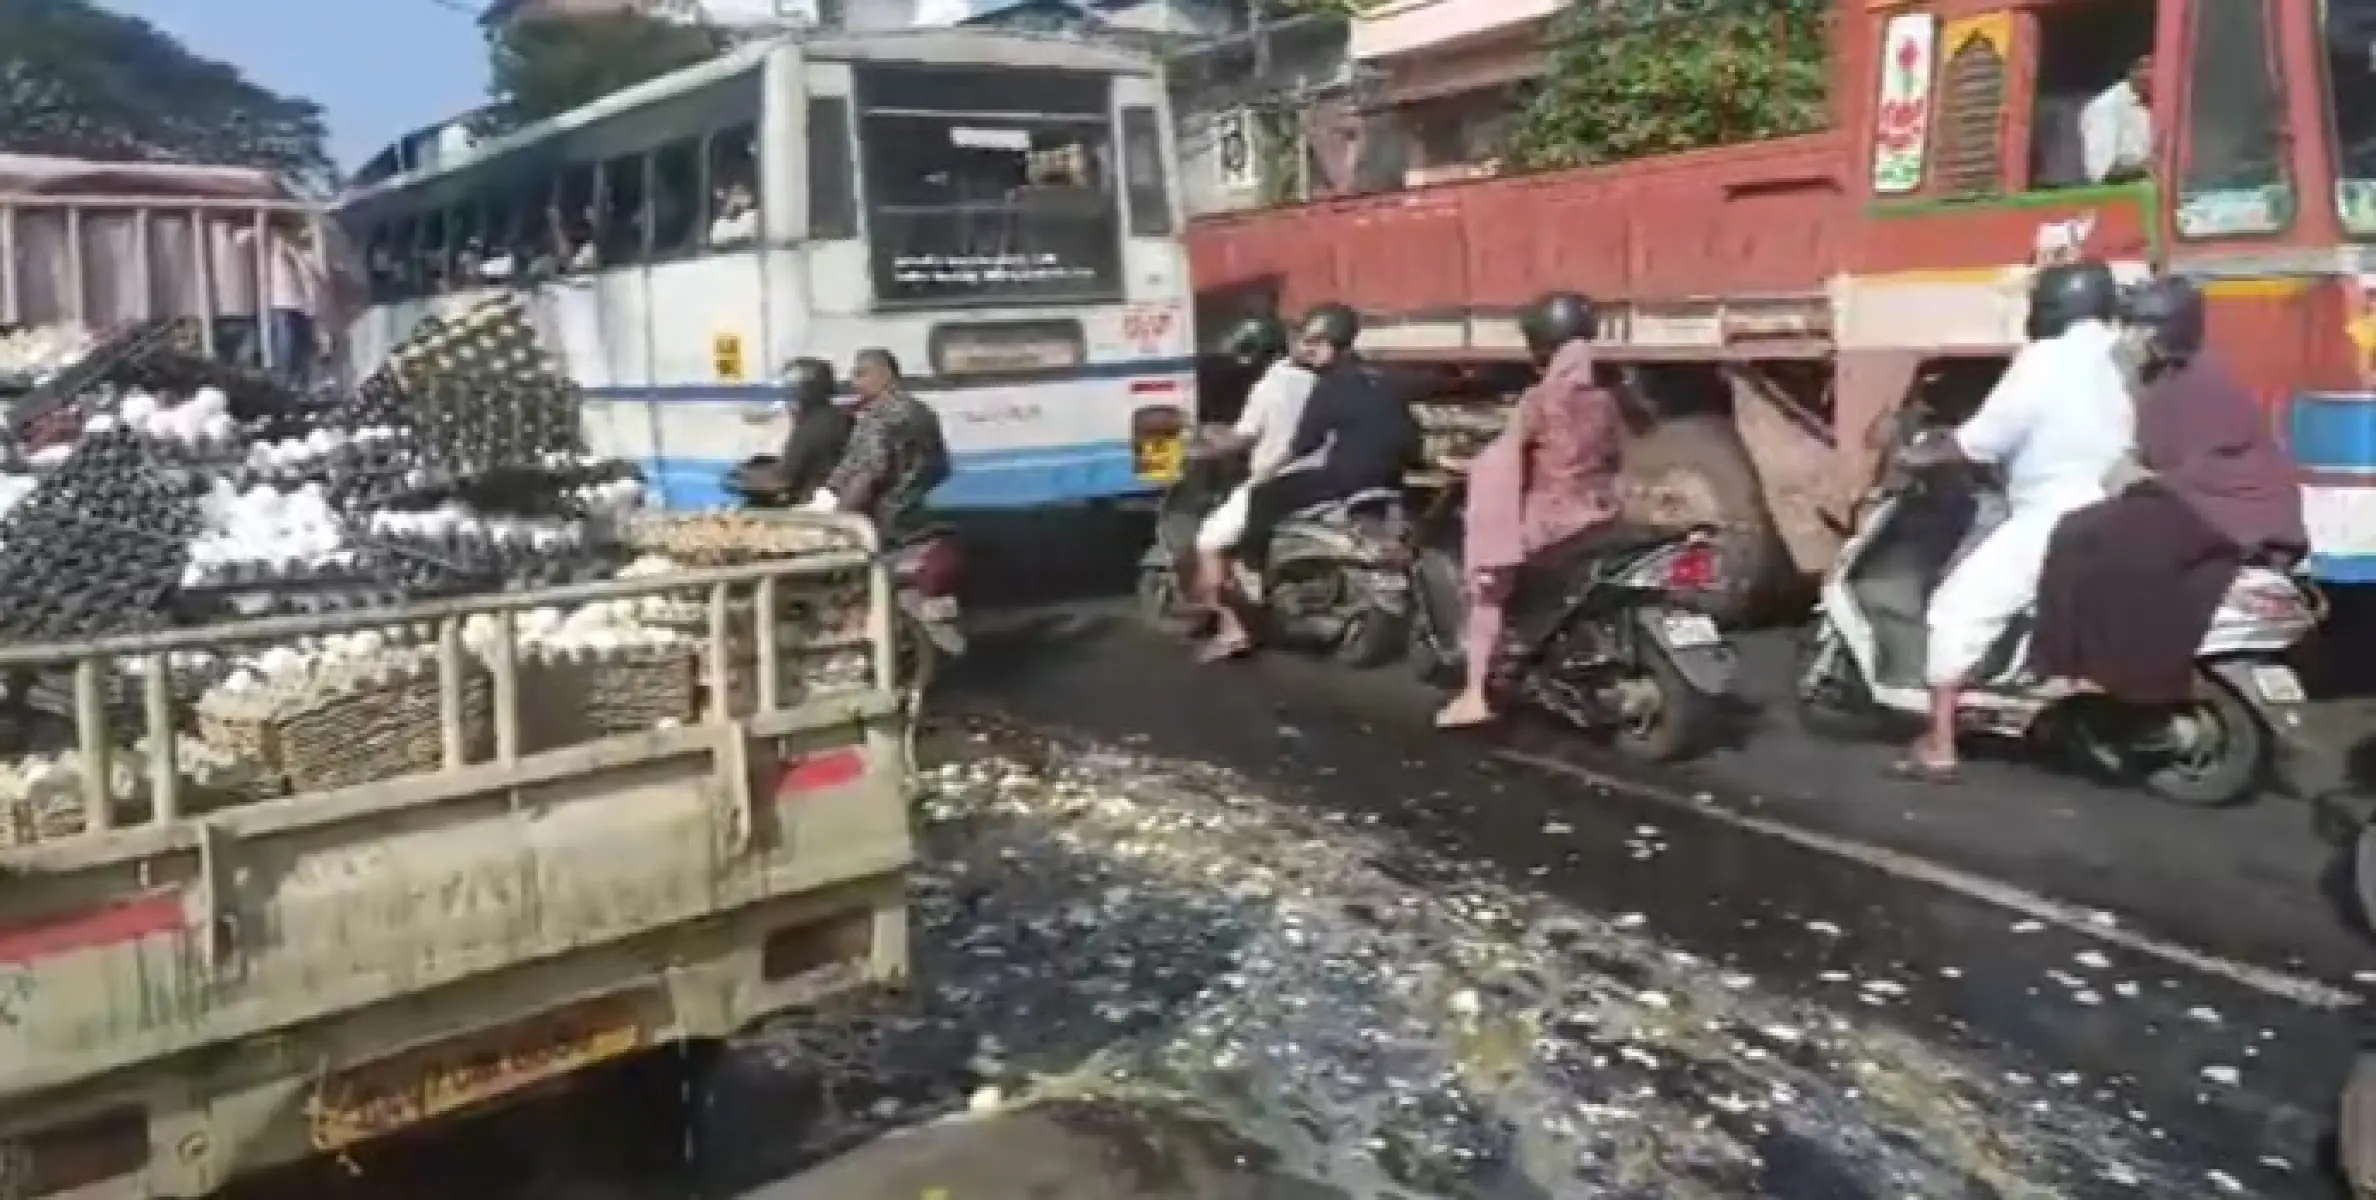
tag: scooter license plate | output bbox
[917,595,961,623]
[2251,664,2305,704]
[1661,612,1721,648]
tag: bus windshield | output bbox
[2327,0,2376,233]
[854,63,1121,306]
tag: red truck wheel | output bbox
[1620,413,1787,627]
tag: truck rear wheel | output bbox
[1620,413,1788,628]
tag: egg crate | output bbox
[250,661,495,794]
[515,644,700,753]
[0,744,286,847]
[20,655,234,729]
[2,318,182,440]
[338,458,630,521]
[620,512,867,566]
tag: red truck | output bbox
[1186,0,2373,622]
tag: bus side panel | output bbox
[641,254,771,507]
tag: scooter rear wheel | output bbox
[1611,643,1718,763]
[2129,672,2267,807]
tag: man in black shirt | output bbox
[1203,303,1419,661]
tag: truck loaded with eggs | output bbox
[0,290,915,1195]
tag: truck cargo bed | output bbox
[1187,134,1854,352]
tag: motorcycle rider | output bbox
[1435,291,1625,728]
[1185,314,1320,635]
[1201,302,1420,662]
[2031,274,2306,702]
[808,348,952,546]
[774,356,853,503]
[1892,258,2135,782]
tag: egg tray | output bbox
[620,512,869,567]
[336,458,637,520]
[517,645,700,752]
[267,666,495,794]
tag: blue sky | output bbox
[102,0,492,171]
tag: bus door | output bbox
[0,195,327,374]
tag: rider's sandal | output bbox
[1196,633,1252,664]
[1886,756,1961,785]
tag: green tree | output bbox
[481,13,731,136]
[0,0,334,189]
[1505,0,1829,172]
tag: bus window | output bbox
[2332,0,2376,234]
[1120,105,1173,236]
[2174,0,2288,235]
[709,123,759,247]
[482,179,541,281]
[2024,0,2155,190]
[807,98,857,240]
[597,154,649,265]
[651,139,702,257]
[452,203,487,286]
[554,164,598,272]
[367,217,412,303]
[416,208,450,295]
[858,96,1120,303]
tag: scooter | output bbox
[1794,422,2321,807]
[1135,444,1411,667]
[1405,478,1740,762]
[723,455,966,688]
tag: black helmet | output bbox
[782,356,836,408]
[1299,302,1360,351]
[2025,258,2120,340]
[2121,275,2207,362]
[1220,313,1289,365]
[1519,291,1598,359]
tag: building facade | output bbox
[1349,0,1555,186]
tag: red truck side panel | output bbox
[1186,133,1856,332]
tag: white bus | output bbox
[334,30,1196,511]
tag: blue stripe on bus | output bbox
[645,442,1151,510]
[2290,391,2376,473]
[581,354,1201,401]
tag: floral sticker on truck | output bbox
[1871,13,1937,195]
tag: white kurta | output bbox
[1196,359,1319,552]
[1924,320,2136,685]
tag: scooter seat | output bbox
[1289,487,1403,523]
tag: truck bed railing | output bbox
[0,512,891,854]
[1,194,329,368]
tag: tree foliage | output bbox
[481,13,731,136]
[0,0,334,188]
[1505,0,1829,172]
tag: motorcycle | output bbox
[1135,441,1410,667]
[1794,420,2321,807]
[1404,477,1740,762]
[723,455,966,693]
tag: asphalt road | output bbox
[717,596,2370,1198]
[236,509,2376,1198]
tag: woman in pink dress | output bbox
[1438,292,1625,727]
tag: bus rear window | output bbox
[854,65,1120,306]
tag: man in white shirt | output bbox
[2079,55,2153,184]
[1186,315,1319,621]
[1894,260,2136,781]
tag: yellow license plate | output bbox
[1135,434,1183,482]
[308,997,646,1150]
